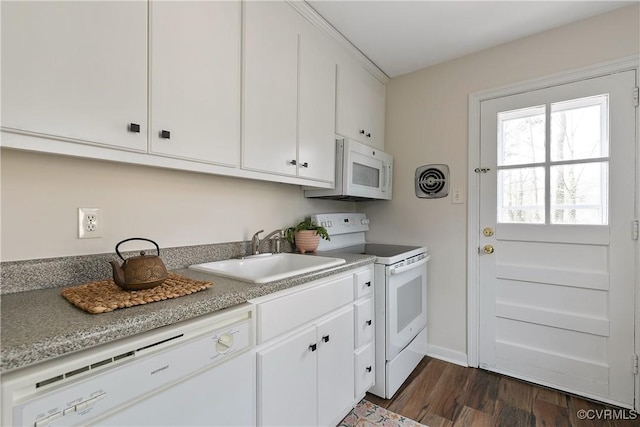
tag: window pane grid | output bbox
[496,95,609,226]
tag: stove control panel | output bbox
[311,213,369,236]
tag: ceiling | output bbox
[307,1,637,78]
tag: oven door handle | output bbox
[389,255,430,275]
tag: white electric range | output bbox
[311,213,430,399]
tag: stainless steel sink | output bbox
[188,253,346,283]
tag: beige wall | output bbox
[0,149,354,261]
[361,4,640,356]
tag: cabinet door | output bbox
[364,70,386,149]
[336,58,385,149]
[317,307,355,427]
[354,268,374,299]
[150,1,240,167]
[298,20,336,183]
[355,342,375,398]
[1,1,147,151]
[354,297,375,348]
[257,326,317,427]
[243,1,299,176]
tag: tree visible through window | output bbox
[497,95,609,225]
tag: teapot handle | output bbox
[115,238,161,261]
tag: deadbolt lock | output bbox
[482,245,494,254]
[482,227,494,237]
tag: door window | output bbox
[497,94,609,225]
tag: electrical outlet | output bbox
[78,208,102,239]
[451,187,464,204]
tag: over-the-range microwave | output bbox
[304,138,393,201]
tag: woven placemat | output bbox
[61,273,212,314]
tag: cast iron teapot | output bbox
[110,238,168,291]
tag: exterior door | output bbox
[478,70,636,407]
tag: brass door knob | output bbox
[483,227,494,237]
[483,245,494,254]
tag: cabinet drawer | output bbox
[354,342,375,397]
[257,275,354,342]
[354,268,373,299]
[354,297,374,348]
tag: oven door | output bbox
[385,256,428,360]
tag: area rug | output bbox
[338,399,428,427]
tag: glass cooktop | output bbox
[324,243,427,265]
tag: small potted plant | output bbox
[285,218,330,253]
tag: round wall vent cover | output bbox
[415,164,450,198]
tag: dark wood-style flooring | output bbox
[365,357,639,427]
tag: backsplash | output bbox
[0,240,293,295]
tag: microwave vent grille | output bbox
[415,164,449,199]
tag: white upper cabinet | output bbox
[1,1,148,151]
[1,0,381,188]
[243,1,299,176]
[336,57,386,150]
[149,1,240,167]
[298,17,337,183]
[243,1,337,183]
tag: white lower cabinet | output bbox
[355,342,375,397]
[257,325,318,426]
[353,268,375,399]
[253,265,374,427]
[317,308,355,426]
[257,307,354,427]
[354,297,374,348]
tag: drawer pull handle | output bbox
[301,162,309,168]
[322,335,330,343]
[366,320,372,326]
[309,343,317,352]
[366,366,372,372]
[128,123,141,133]
[288,160,297,166]
[160,130,171,139]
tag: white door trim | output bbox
[467,55,639,408]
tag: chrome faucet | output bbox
[260,229,284,254]
[251,228,284,255]
[250,230,264,255]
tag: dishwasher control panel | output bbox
[2,305,254,427]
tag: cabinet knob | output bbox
[366,320,372,326]
[288,160,297,166]
[160,130,171,139]
[322,335,330,343]
[128,123,141,133]
[359,129,365,135]
[366,133,371,138]
[365,281,371,287]
[301,162,309,168]
[366,366,372,372]
[309,343,317,352]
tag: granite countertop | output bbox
[1,252,376,373]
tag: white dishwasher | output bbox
[1,304,255,427]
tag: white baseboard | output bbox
[426,345,468,367]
